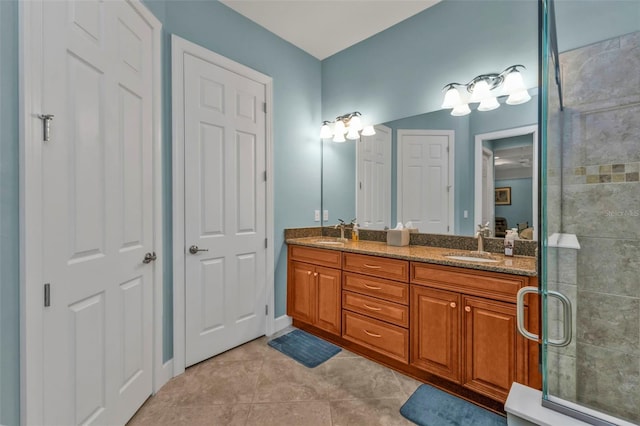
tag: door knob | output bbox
[143,252,157,264]
[189,245,209,254]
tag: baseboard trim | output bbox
[273,315,292,335]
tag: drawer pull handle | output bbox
[363,303,382,311]
[465,306,471,312]
[363,283,382,290]
[450,302,456,308]
[363,329,382,338]
[363,263,382,269]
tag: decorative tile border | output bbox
[566,162,640,185]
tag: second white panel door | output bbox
[397,130,454,234]
[183,52,267,367]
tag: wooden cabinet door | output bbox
[288,261,315,323]
[462,296,518,401]
[410,285,460,382]
[315,265,341,335]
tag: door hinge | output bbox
[265,304,269,315]
[263,170,267,182]
[265,238,268,248]
[263,102,267,113]
[359,181,362,190]
[447,225,450,232]
[446,145,450,153]
[44,283,51,307]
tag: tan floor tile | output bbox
[127,403,251,426]
[317,357,406,400]
[253,358,337,402]
[246,401,332,426]
[209,336,274,362]
[392,370,422,398]
[330,398,414,426]
[154,360,263,406]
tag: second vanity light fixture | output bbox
[320,111,376,142]
[441,65,531,116]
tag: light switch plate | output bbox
[323,210,329,221]
[314,210,320,221]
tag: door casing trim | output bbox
[19,1,165,424]
[171,34,275,376]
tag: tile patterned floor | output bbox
[128,329,422,425]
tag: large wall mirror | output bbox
[322,100,538,238]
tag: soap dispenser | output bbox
[351,223,359,241]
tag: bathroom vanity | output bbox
[286,237,540,412]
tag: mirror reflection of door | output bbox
[481,147,495,235]
[356,125,392,230]
[397,129,454,234]
[474,125,538,240]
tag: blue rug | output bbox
[400,384,507,426]
[267,329,341,368]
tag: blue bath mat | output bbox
[267,329,341,368]
[400,384,507,426]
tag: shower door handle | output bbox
[516,286,540,342]
[547,290,572,347]
[516,286,573,347]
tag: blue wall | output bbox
[495,178,534,230]
[321,0,538,125]
[143,0,323,356]
[0,1,321,423]
[320,0,539,237]
[1,0,638,424]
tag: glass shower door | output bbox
[540,0,640,424]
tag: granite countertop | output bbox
[286,237,537,277]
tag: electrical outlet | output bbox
[314,210,320,222]
[463,210,468,219]
[323,210,329,221]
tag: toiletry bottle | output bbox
[504,229,515,256]
[351,223,359,241]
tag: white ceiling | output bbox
[220,0,441,60]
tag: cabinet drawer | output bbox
[343,272,409,304]
[289,245,342,268]
[342,311,409,364]
[411,263,526,302]
[343,291,409,327]
[343,253,409,282]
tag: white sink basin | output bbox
[444,253,499,263]
[313,240,345,246]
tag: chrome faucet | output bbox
[335,219,347,241]
[475,222,491,253]
[334,218,356,241]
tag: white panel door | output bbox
[357,125,392,230]
[41,1,155,424]
[182,53,267,367]
[397,130,453,234]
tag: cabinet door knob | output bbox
[465,306,471,312]
[313,272,318,277]
[450,302,456,308]
[307,271,311,275]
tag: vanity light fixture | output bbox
[320,111,375,142]
[441,65,531,117]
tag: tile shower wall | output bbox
[555,31,640,422]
